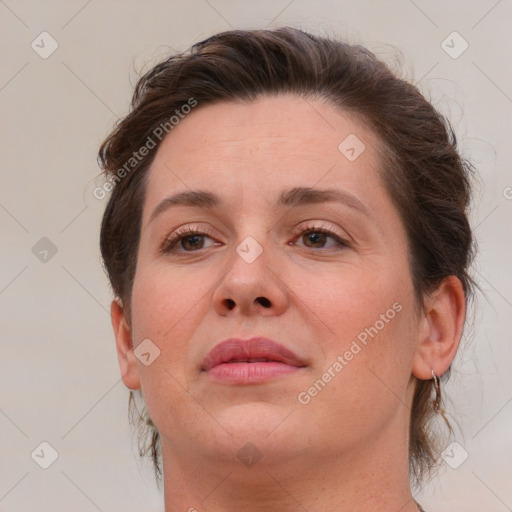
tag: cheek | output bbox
[307,263,417,390]
[129,268,211,416]
[303,264,405,341]
[130,266,208,341]
[299,300,417,443]
[129,267,213,400]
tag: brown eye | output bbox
[161,227,218,254]
[295,227,349,250]
[178,234,206,251]
[303,231,329,248]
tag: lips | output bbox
[200,337,306,383]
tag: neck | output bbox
[160,404,420,512]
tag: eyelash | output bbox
[160,224,349,255]
[161,226,216,255]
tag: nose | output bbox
[211,238,290,317]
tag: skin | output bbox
[111,95,466,512]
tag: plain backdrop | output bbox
[1,1,511,511]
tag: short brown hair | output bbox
[98,26,476,488]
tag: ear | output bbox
[111,297,141,390]
[412,275,466,379]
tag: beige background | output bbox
[1,1,511,510]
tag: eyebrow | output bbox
[148,186,370,224]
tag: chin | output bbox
[216,401,292,435]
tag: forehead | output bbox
[142,94,386,217]
[153,95,376,160]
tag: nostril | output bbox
[225,298,236,310]
[257,297,271,308]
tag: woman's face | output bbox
[121,95,424,469]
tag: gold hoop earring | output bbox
[431,369,441,413]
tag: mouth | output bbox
[200,336,307,384]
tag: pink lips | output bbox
[201,337,306,384]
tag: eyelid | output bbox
[160,224,217,254]
[160,220,351,255]
[291,221,350,244]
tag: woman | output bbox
[98,26,475,511]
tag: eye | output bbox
[293,224,349,250]
[160,223,350,255]
[160,226,219,254]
